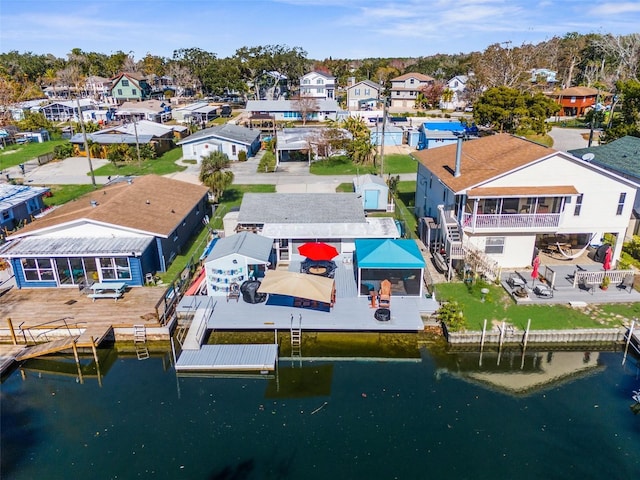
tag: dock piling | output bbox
[521,319,531,369]
[479,319,487,367]
[622,319,636,366]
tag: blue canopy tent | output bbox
[355,239,425,297]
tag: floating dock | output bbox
[175,344,278,373]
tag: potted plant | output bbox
[600,275,611,290]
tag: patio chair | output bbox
[379,279,391,308]
[617,274,635,293]
[578,277,595,295]
[533,284,553,298]
[227,282,240,302]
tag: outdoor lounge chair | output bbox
[579,277,595,295]
[533,284,553,298]
[379,279,391,308]
[617,274,635,293]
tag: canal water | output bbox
[2,342,640,479]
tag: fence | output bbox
[446,326,625,345]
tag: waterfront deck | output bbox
[175,344,278,373]
[0,286,169,335]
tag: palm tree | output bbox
[43,68,58,98]
[199,151,234,202]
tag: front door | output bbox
[364,189,379,210]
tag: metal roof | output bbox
[355,239,425,268]
[245,99,340,112]
[0,184,50,210]
[261,217,399,239]
[238,193,366,224]
[353,174,387,188]
[205,231,273,263]
[0,236,154,257]
[69,133,154,144]
[177,124,260,146]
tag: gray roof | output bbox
[246,99,340,113]
[237,193,366,224]
[177,124,261,146]
[353,174,387,188]
[0,236,154,257]
[348,80,382,91]
[0,184,50,210]
[569,136,640,179]
[205,231,273,263]
[70,133,154,144]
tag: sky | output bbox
[1,0,639,61]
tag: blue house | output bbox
[417,121,478,150]
[0,184,50,235]
[0,176,209,289]
[353,174,389,211]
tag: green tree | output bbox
[199,151,234,201]
[139,143,157,161]
[473,86,527,133]
[107,143,134,165]
[602,79,640,141]
[17,111,55,132]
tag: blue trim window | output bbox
[616,192,626,215]
[99,257,132,280]
[21,258,55,281]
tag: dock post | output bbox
[622,319,636,366]
[7,318,18,345]
[72,340,83,384]
[497,321,506,366]
[479,319,487,366]
[521,319,531,369]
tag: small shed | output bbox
[354,239,425,297]
[204,232,274,296]
[353,174,389,211]
[369,124,404,147]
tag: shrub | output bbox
[258,151,276,172]
[238,150,247,162]
[53,143,74,159]
[437,300,466,332]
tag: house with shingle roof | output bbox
[389,73,435,109]
[412,133,638,269]
[177,124,262,162]
[110,73,152,103]
[547,87,612,116]
[346,80,382,110]
[0,175,209,289]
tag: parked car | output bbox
[220,104,232,117]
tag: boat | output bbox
[185,269,206,296]
[633,390,640,404]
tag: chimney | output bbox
[454,136,463,177]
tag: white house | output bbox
[203,232,274,296]
[232,193,399,263]
[245,99,343,123]
[441,75,469,110]
[299,71,336,100]
[176,124,262,162]
[413,133,639,269]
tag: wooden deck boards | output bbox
[175,344,278,372]
[15,337,78,361]
[0,287,168,332]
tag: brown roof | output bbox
[391,72,435,82]
[412,134,556,193]
[467,185,578,198]
[551,87,598,97]
[11,175,209,239]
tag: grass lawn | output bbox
[0,139,68,169]
[310,154,416,176]
[92,148,186,176]
[434,282,633,331]
[523,134,553,147]
[310,156,376,176]
[381,154,418,174]
[335,182,353,192]
[43,184,98,206]
[395,181,417,237]
[158,184,276,283]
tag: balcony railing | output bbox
[462,212,561,231]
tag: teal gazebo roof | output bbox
[355,239,425,268]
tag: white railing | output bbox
[462,212,561,231]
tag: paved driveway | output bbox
[548,127,592,153]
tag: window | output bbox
[316,79,324,84]
[232,145,237,156]
[1,210,11,221]
[117,89,123,96]
[98,257,132,280]
[303,79,310,85]
[410,79,415,84]
[355,89,360,95]
[570,96,576,103]
[317,88,324,94]
[574,194,583,216]
[617,192,626,215]
[21,258,55,281]
[122,79,129,87]
[485,237,505,254]
[26,198,39,214]
[364,88,370,95]
[396,91,400,96]
[132,88,137,95]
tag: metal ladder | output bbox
[290,314,302,364]
[133,325,149,360]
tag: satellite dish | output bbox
[582,153,595,162]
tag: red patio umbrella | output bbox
[531,255,541,285]
[603,246,613,271]
[298,242,339,261]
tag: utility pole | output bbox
[76,96,96,187]
[133,119,142,168]
[588,88,601,148]
[380,96,387,177]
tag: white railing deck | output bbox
[462,212,561,231]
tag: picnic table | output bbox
[88,282,127,302]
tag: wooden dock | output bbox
[175,344,278,373]
[0,344,25,375]
[15,337,79,361]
